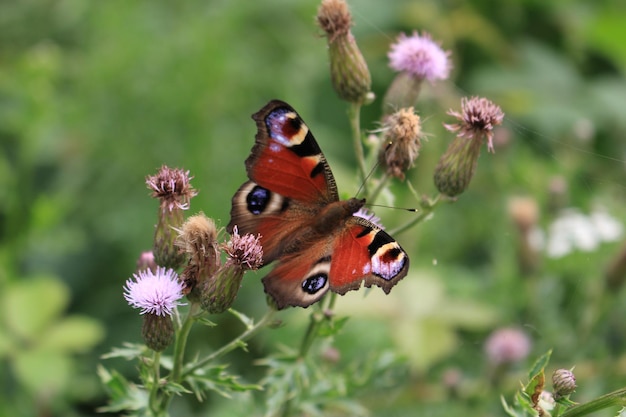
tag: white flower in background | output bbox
[545,207,623,258]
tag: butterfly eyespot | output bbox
[302,274,328,294]
[246,185,271,215]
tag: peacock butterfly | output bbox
[227,100,409,309]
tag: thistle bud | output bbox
[379,107,422,180]
[552,369,576,399]
[146,166,197,269]
[317,0,372,103]
[200,227,263,314]
[142,313,174,352]
[434,96,504,197]
[135,251,157,274]
[176,213,219,301]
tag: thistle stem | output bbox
[170,302,200,382]
[148,351,162,416]
[389,193,441,236]
[368,172,390,204]
[348,102,368,193]
[182,308,275,377]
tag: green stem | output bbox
[348,102,368,193]
[368,173,390,204]
[148,351,162,416]
[182,308,275,378]
[299,307,323,358]
[389,193,441,236]
[561,387,626,417]
[170,302,200,383]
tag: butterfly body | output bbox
[228,100,409,309]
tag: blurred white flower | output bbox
[545,207,623,258]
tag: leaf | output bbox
[185,364,262,400]
[13,348,71,395]
[501,395,522,417]
[97,365,149,413]
[196,317,217,327]
[101,343,147,360]
[228,308,254,329]
[2,275,69,341]
[317,316,349,338]
[39,315,105,353]
[528,349,552,380]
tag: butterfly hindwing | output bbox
[262,217,409,309]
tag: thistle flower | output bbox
[379,107,423,180]
[434,96,504,197]
[383,31,451,112]
[443,96,504,153]
[200,227,263,314]
[146,165,197,212]
[223,226,263,270]
[484,327,531,366]
[176,213,219,300]
[317,0,372,103]
[552,368,577,399]
[123,267,184,351]
[146,166,197,269]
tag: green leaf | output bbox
[2,276,69,342]
[13,348,71,395]
[528,349,552,380]
[39,315,105,352]
[101,343,147,360]
[228,308,253,329]
[97,365,149,413]
[196,317,217,327]
[501,395,522,417]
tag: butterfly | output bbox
[227,100,409,309]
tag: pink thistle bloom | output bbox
[123,267,185,316]
[388,31,451,82]
[484,327,531,365]
[224,226,264,270]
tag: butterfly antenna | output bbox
[366,203,418,213]
[356,142,394,198]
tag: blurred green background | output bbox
[1,0,626,416]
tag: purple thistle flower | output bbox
[388,31,451,82]
[123,267,185,316]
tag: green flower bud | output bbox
[142,313,174,352]
[552,369,576,399]
[317,0,371,103]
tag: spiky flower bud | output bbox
[383,32,451,112]
[379,107,422,180]
[146,166,197,269]
[434,96,504,197]
[552,369,576,399]
[317,0,372,103]
[141,313,174,352]
[200,227,263,314]
[176,213,219,301]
